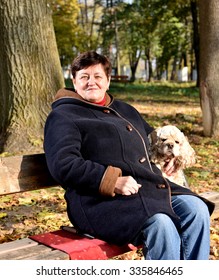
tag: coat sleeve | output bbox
[44,110,122,195]
[99,166,122,196]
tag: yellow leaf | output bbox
[211,233,219,241]
[0,212,8,219]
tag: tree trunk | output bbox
[0,0,64,154]
[114,8,121,75]
[190,0,200,86]
[199,0,219,138]
[129,51,141,82]
[145,48,153,82]
[170,56,177,81]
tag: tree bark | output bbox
[0,0,64,154]
[199,0,219,138]
[145,48,153,82]
[129,51,141,82]
[190,0,200,86]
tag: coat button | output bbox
[157,184,166,189]
[139,157,146,163]
[126,124,133,131]
[103,109,110,114]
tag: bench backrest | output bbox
[0,153,58,196]
[1,154,219,218]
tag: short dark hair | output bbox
[71,51,112,79]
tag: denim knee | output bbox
[193,197,210,218]
[141,213,179,238]
[141,213,181,260]
[143,213,172,228]
[172,195,210,223]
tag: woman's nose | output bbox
[88,76,95,84]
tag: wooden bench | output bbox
[0,153,218,260]
[111,75,129,84]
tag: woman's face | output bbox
[72,64,110,103]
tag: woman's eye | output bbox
[80,76,88,80]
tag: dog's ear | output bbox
[148,130,159,160]
[148,129,158,146]
[180,134,196,168]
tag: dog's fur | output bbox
[148,125,196,187]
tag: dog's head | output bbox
[149,125,196,169]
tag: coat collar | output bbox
[54,88,112,107]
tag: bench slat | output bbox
[0,237,69,260]
[0,238,38,254]
[24,249,69,260]
[199,191,219,219]
[199,191,219,202]
[0,154,58,196]
[0,244,53,260]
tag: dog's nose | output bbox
[167,143,174,149]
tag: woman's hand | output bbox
[163,158,178,176]
[114,176,142,195]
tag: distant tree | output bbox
[78,0,103,51]
[101,1,147,80]
[51,1,107,66]
[100,2,124,75]
[199,0,219,138]
[121,3,145,81]
[50,0,81,66]
[157,16,187,80]
[0,0,64,154]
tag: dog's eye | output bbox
[161,138,167,142]
[175,140,180,144]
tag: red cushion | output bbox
[30,229,137,260]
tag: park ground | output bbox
[0,81,218,259]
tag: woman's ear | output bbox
[72,78,76,92]
[107,76,111,89]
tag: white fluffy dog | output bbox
[148,125,196,187]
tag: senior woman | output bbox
[44,51,214,260]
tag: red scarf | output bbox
[93,95,106,106]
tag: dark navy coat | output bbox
[44,89,214,246]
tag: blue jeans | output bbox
[141,195,210,260]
